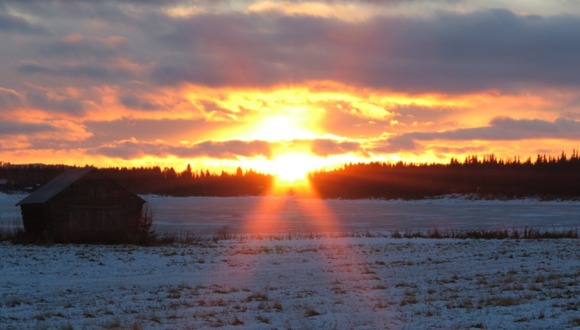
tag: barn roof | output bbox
[16,168,94,205]
[16,167,144,206]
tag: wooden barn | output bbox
[16,167,146,242]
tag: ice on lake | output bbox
[2,192,579,235]
[145,195,580,235]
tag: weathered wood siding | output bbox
[20,169,144,242]
[20,203,49,234]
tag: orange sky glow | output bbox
[1,1,580,182]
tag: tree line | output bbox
[310,151,580,199]
[0,163,273,197]
[1,150,580,199]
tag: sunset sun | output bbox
[246,109,320,141]
[269,152,319,183]
[238,108,328,185]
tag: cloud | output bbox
[0,120,56,136]
[85,119,228,146]
[0,13,44,34]
[311,139,362,156]
[0,87,23,108]
[183,140,272,158]
[91,139,272,159]
[198,99,244,120]
[2,2,580,168]
[90,137,368,160]
[6,2,580,94]
[0,117,93,151]
[392,106,455,126]
[376,117,580,152]
[26,92,85,115]
[426,117,580,141]
[375,135,419,153]
[146,9,580,93]
[18,62,135,81]
[1,118,92,148]
[37,34,127,60]
[118,94,160,111]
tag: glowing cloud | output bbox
[0,1,579,173]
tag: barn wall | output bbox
[21,203,49,234]
[47,171,144,241]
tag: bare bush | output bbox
[135,203,156,245]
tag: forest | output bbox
[1,151,580,200]
[0,163,273,197]
[310,152,580,199]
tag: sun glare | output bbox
[245,150,324,190]
[237,104,325,141]
[269,152,318,183]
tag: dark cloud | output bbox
[85,119,226,145]
[5,2,580,93]
[0,1,579,167]
[18,62,134,81]
[375,135,419,153]
[26,92,85,115]
[0,13,44,34]
[90,140,156,159]
[429,117,580,141]
[91,139,272,159]
[433,145,487,155]
[118,95,160,111]
[0,120,56,136]
[150,13,341,87]
[0,88,22,108]
[183,140,272,158]
[90,137,368,160]
[1,1,132,24]
[37,37,126,60]
[311,139,362,156]
[376,117,580,152]
[392,106,455,126]
[149,9,580,93]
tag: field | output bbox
[2,193,580,234]
[1,193,579,329]
[1,236,579,329]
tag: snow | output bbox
[1,194,579,329]
[3,194,580,234]
[142,195,580,235]
[1,238,579,329]
[0,192,23,231]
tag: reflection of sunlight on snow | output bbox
[211,179,386,320]
[242,176,341,234]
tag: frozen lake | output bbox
[2,193,579,235]
[145,195,580,235]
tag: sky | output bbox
[1,0,580,178]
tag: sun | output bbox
[246,112,319,141]
[247,151,323,188]
[270,152,317,183]
[233,108,328,187]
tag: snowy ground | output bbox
[144,195,580,235]
[1,237,579,329]
[3,193,580,234]
[1,192,579,329]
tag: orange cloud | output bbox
[2,2,580,173]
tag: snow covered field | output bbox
[144,195,580,235]
[1,237,579,329]
[2,193,580,235]
[1,193,579,329]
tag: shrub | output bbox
[213,226,234,242]
[134,203,156,245]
